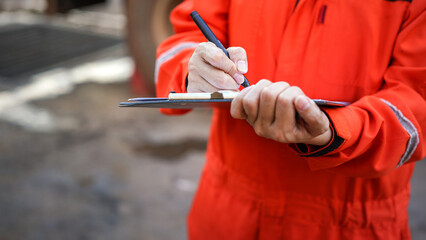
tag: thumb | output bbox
[295,95,330,136]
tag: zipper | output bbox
[292,1,328,24]
[318,5,327,24]
[293,0,300,12]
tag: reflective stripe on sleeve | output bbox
[381,99,419,167]
[155,42,199,83]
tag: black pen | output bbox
[190,11,250,88]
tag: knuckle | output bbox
[321,123,330,133]
[277,133,287,143]
[289,86,303,94]
[273,131,285,143]
[254,125,266,138]
[196,42,208,55]
[279,82,290,89]
[238,47,247,56]
[283,131,295,143]
[258,79,271,85]
[276,131,287,142]
[231,47,247,57]
[223,62,234,75]
[243,98,257,113]
[211,50,224,64]
[261,87,276,102]
[199,42,210,50]
[194,44,202,53]
[283,128,300,143]
[277,94,292,107]
[206,42,216,48]
[227,46,237,52]
[316,128,327,136]
[291,127,300,137]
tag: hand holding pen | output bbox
[187,11,250,93]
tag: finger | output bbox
[200,42,244,85]
[197,61,240,90]
[274,86,305,142]
[188,48,223,92]
[255,82,290,130]
[230,85,254,119]
[187,73,220,93]
[227,47,248,74]
[294,95,330,136]
[242,80,272,124]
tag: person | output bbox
[155,0,426,239]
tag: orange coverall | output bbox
[155,0,426,239]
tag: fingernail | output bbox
[233,73,244,84]
[298,96,310,111]
[237,61,248,73]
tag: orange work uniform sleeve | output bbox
[156,0,425,179]
[155,0,229,115]
[304,1,426,178]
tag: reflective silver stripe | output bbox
[381,99,419,167]
[155,42,199,83]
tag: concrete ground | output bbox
[0,80,210,240]
[0,2,425,240]
[1,80,425,240]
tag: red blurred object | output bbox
[130,66,154,95]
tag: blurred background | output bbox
[0,0,424,239]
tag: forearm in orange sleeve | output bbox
[303,1,426,178]
[155,0,230,115]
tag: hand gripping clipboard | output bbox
[119,91,350,109]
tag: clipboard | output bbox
[119,91,350,109]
